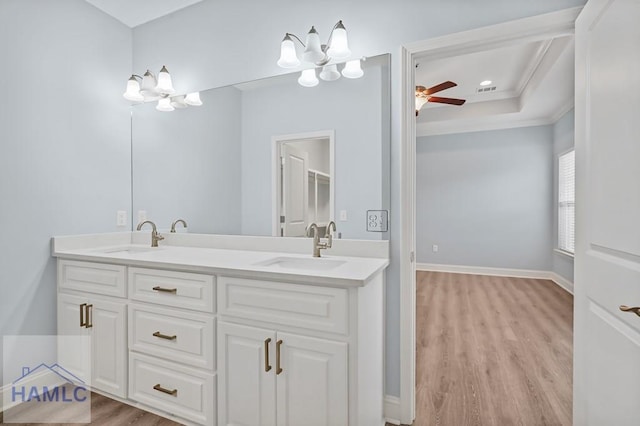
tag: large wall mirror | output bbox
[132,53,390,240]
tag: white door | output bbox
[574,1,640,424]
[218,322,277,426]
[275,332,347,426]
[281,144,309,237]
[57,293,90,384]
[90,299,127,398]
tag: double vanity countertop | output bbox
[52,232,390,287]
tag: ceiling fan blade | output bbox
[423,81,457,95]
[428,96,466,106]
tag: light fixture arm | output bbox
[285,32,306,48]
[284,20,345,61]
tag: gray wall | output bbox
[416,126,554,271]
[0,0,132,383]
[552,109,575,283]
[132,0,586,397]
[132,86,242,234]
[240,67,384,239]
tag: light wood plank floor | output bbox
[1,272,572,426]
[412,271,573,426]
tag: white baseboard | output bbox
[416,263,573,294]
[384,395,402,425]
[1,370,66,412]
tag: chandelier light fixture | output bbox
[277,20,364,87]
[123,65,203,112]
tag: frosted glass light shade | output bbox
[170,95,188,109]
[302,27,325,63]
[319,64,341,81]
[156,97,174,112]
[140,70,159,99]
[156,65,175,95]
[123,76,144,102]
[298,69,319,87]
[327,21,350,60]
[184,92,203,106]
[277,35,301,68]
[341,59,363,79]
[415,96,428,114]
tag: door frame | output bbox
[396,7,582,424]
[271,130,335,237]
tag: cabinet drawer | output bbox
[129,304,214,370]
[218,277,349,335]
[129,268,215,313]
[58,260,126,297]
[129,352,215,426]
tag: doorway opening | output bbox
[271,130,335,237]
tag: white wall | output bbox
[132,0,586,397]
[132,86,243,234]
[416,126,554,270]
[0,0,132,383]
[552,109,575,282]
[240,67,384,239]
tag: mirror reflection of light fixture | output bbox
[123,66,203,112]
[277,20,363,87]
[298,69,319,87]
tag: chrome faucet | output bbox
[325,221,337,248]
[137,220,164,247]
[170,219,187,233]
[306,223,327,257]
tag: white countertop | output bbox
[52,238,389,287]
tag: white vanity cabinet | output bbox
[57,260,128,398]
[217,275,384,426]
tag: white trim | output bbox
[400,11,581,422]
[554,248,575,259]
[271,130,335,237]
[1,370,66,412]
[416,116,557,137]
[550,272,574,294]
[383,395,402,425]
[416,263,574,294]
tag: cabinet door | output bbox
[90,298,127,398]
[276,333,348,426]
[57,293,91,384]
[218,322,276,426]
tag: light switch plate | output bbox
[137,210,147,224]
[367,210,388,232]
[339,210,348,221]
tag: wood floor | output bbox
[1,272,572,426]
[412,271,573,426]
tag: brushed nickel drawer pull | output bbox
[276,339,283,375]
[152,286,177,293]
[153,331,177,341]
[79,303,87,327]
[153,384,177,396]
[86,304,93,328]
[619,305,640,317]
[264,338,272,372]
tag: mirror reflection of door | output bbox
[274,133,334,237]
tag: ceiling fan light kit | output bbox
[415,80,466,116]
[277,20,364,86]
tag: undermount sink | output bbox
[98,246,159,254]
[256,256,346,271]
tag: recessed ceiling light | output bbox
[480,80,492,86]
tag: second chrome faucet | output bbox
[137,220,164,247]
[306,221,337,258]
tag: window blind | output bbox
[558,150,575,253]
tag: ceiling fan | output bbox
[415,81,466,116]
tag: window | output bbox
[558,150,575,253]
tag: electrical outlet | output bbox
[137,210,147,224]
[432,244,439,252]
[339,210,348,221]
[116,210,127,227]
[367,210,388,232]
